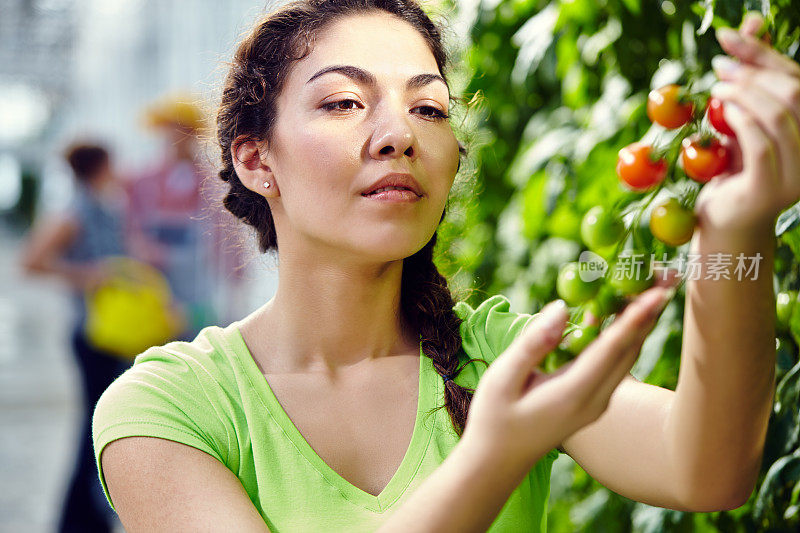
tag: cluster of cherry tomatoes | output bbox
[545,83,739,368]
[616,84,736,247]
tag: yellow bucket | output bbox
[84,257,185,360]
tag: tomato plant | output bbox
[647,84,694,129]
[649,197,696,247]
[706,96,736,138]
[455,3,800,530]
[680,135,731,183]
[556,262,601,306]
[616,143,668,191]
[581,206,625,253]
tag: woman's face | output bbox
[262,11,460,263]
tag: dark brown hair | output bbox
[216,0,484,436]
[64,143,109,183]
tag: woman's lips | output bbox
[361,189,421,202]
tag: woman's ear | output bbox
[231,137,279,196]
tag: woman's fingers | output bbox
[712,61,800,127]
[556,286,671,408]
[738,12,771,45]
[716,26,800,79]
[712,79,799,193]
[710,83,782,189]
[651,267,682,289]
[489,299,568,397]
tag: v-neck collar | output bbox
[225,324,438,512]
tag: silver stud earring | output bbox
[263,181,271,189]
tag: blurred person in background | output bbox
[21,142,130,533]
[126,95,221,338]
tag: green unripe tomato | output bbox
[776,291,798,332]
[557,262,602,306]
[585,284,627,320]
[544,347,575,373]
[581,206,625,253]
[607,255,654,296]
[561,324,600,355]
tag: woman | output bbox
[22,142,131,532]
[92,1,800,531]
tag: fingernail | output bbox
[710,81,735,98]
[717,27,743,46]
[541,299,567,321]
[540,299,567,340]
[712,55,741,75]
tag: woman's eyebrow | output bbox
[306,64,449,93]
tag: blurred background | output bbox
[2,0,800,532]
[0,1,285,531]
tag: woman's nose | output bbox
[368,103,418,161]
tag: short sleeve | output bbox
[92,345,231,511]
[454,294,538,364]
[454,295,563,461]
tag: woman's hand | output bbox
[693,13,800,235]
[460,284,674,472]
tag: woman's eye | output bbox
[415,105,449,121]
[322,99,362,111]
[321,100,449,121]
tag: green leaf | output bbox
[776,200,800,236]
[631,301,681,381]
[510,4,559,85]
[791,292,800,348]
[754,451,800,520]
[618,0,641,16]
[697,0,716,36]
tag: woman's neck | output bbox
[241,255,419,376]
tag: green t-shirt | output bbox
[93,294,560,531]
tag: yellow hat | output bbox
[143,94,206,132]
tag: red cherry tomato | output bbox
[680,135,730,183]
[647,84,695,129]
[616,143,668,191]
[706,97,736,138]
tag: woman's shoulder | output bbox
[110,324,240,388]
[92,324,247,466]
[93,324,246,432]
[130,323,237,370]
